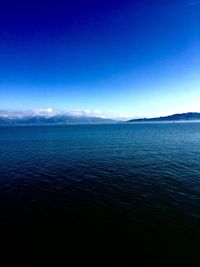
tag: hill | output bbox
[128,112,200,122]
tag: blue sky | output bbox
[0,0,199,118]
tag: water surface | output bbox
[0,123,199,262]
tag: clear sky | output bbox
[0,0,199,118]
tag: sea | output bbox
[0,123,199,264]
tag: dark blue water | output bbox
[0,123,200,263]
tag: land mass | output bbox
[1,112,200,125]
[0,115,115,125]
[128,112,200,122]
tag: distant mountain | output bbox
[0,115,115,125]
[128,112,200,122]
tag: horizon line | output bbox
[1,108,200,121]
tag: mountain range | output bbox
[0,112,200,125]
[0,115,115,125]
[128,112,200,122]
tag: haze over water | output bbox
[0,123,199,262]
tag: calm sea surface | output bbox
[0,123,200,261]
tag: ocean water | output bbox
[0,123,200,262]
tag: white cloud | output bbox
[0,108,155,121]
[65,109,105,118]
[33,107,56,116]
[0,108,110,119]
[0,110,29,118]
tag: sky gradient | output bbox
[0,0,199,118]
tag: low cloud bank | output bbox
[0,108,143,121]
[0,108,109,119]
